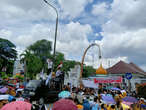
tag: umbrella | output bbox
[110,87,121,91]
[101,95,116,104]
[1,101,31,110]
[122,101,133,106]
[122,96,138,103]
[0,87,8,93]
[58,91,71,98]
[0,95,9,101]
[52,99,78,110]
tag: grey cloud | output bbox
[120,0,146,30]
[0,0,56,23]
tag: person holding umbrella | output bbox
[52,98,78,110]
[1,101,31,110]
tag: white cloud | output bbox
[101,29,146,62]
[0,29,12,40]
[92,2,108,16]
[84,53,128,69]
[58,0,93,19]
[1,0,146,72]
[57,22,92,59]
[100,0,146,71]
[0,23,54,48]
[140,65,146,72]
[103,0,146,33]
[14,24,55,48]
[0,21,92,61]
[97,57,128,69]
[95,33,99,37]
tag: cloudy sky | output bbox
[0,0,146,71]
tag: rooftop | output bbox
[107,61,146,75]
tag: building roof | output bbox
[129,62,146,74]
[107,61,146,75]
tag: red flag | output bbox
[57,62,63,69]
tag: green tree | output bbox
[27,39,52,58]
[22,39,94,79]
[54,52,79,75]
[27,55,43,79]
[82,65,96,77]
[54,52,65,71]
[0,38,17,74]
[20,50,43,79]
[0,38,17,60]
[0,58,4,71]
[62,60,80,75]
[27,39,52,74]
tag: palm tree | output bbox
[20,50,32,79]
[20,50,43,79]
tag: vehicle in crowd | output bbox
[23,80,59,103]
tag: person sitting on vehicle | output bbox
[54,68,65,90]
[56,68,62,77]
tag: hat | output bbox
[58,91,71,98]
[140,98,144,100]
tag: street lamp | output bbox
[43,0,58,72]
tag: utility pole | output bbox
[43,0,58,72]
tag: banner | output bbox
[82,80,98,88]
[94,77,122,83]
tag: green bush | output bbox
[14,75,24,81]
[1,72,8,79]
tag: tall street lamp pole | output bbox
[43,0,58,72]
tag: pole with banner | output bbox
[125,73,132,92]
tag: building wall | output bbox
[108,73,145,91]
[13,60,24,75]
[64,65,80,87]
[89,73,145,91]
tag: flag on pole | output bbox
[45,72,52,85]
[40,69,45,80]
[57,61,63,69]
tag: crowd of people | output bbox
[54,85,146,110]
[0,77,146,110]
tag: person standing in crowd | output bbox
[83,98,90,110]
[15,91,24,101]
[110,105,116,110]
[91,96,101,110]
[101,104,106,110]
